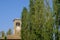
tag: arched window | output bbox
[16,22,20,26]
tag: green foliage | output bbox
[7,29,12,35]
[4,36,7,40]
[1,31,5,38]
[21,7,29,40]
[21,0,55,40]
[53,0,60,40]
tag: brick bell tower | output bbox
[13,19,21,36]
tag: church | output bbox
[0,18,21,40]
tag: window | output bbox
[16,22,20,26]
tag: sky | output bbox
[0,0,52,33]
[0,0,29,33]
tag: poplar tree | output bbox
[53,0,59,40]
[34,0,45,40]
[43,0,54,40]
[30,0,45,40]
[21,0,54,40]
[21,7,29,40]
[29,0,36,40]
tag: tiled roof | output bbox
[13,18,21,22]
[0,35,21,39]
[7,35,21,39]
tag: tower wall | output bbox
[13,19,21,36]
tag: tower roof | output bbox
[13,18,21,22]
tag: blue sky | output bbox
[0,0,52,33]
[0,0,29,33]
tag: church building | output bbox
[0,18,21,40]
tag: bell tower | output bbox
[13,19,21,36]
